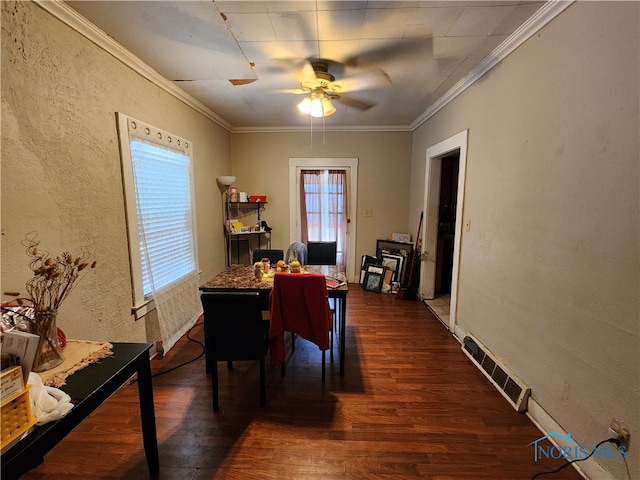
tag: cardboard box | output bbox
[1,366,24,403]
[0,331,39,384]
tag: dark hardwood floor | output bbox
[21,286,583,479]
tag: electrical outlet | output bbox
[608,419,631,452]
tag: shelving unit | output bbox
[225,201,271,266]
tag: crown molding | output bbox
[36,0,573,135]
[230,124,412,134]
[409,0,575,131]
[34,0,233,132]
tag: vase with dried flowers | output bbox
[4,234,97,372]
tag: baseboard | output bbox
[526,399,615,480]
[451,325,614,480]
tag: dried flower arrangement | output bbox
[3,233,97,371]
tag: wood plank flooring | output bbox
[20,286,583,479]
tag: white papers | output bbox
[1,331,40,383]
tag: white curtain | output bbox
[300,169,347,270]
[125,116,201,354]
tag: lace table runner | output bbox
[38,340,113,388]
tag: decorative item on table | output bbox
[290,259,301,273]
[248,195,267,203]
[261,258,270,274]
[238,192,248,202]
[253,262,264,280]
[229,186,238,202]
[2,233,97,372]
[275,260,288,272]
[325,276,346,289]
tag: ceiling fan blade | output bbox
[334,94,376,111]
[329,68,390,93]
[297,60,318,85]
[275,88,308,94]
[344,37,433,68]
[271,58,317,85]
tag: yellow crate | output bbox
[1,385,37,451]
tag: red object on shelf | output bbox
[248,195,267,202]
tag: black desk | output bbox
[1,343,159,480]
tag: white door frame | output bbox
[289,158,358,283]
[420,130,468,332]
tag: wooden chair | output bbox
[200,291,269,409]
[269,273,333,381]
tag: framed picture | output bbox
[365,264,385,276]
[391,232,411,243]
[363,267,385,293]
[360,254,378,284]
[376,239,413,286]
[381,268,394,293]
[381,253,404,283]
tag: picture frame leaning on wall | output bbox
[381,253,403,283]
[376,239,413,286]
[363,264,386,293]
[360,254,378,284]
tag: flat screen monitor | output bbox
[306,241,337,266]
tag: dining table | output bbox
[199,264,348,375]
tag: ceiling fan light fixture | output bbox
[297,92,336,118]
[297,96,313,115]
[320,96,336,117]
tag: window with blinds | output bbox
[117,113,201,354]
[129,139,196,295]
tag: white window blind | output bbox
[117,113,201,354]
[130,139,195,295]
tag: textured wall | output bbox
[1,1,231,342]
[410,2,639,478]
[230,130,413,275]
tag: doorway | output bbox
[419,131,468,332]
[434,153,459,295]
[299,169,348,270]
[289,158,359,282]
[424,152,459,327]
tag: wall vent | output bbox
[462,335,530,412]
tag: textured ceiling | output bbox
[66,1,545,130]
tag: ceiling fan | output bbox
[278,59,392,118]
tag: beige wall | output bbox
[1,1,231,342]
[3,1,638,478]
[230,130,413,270]
[410,2,638,478]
